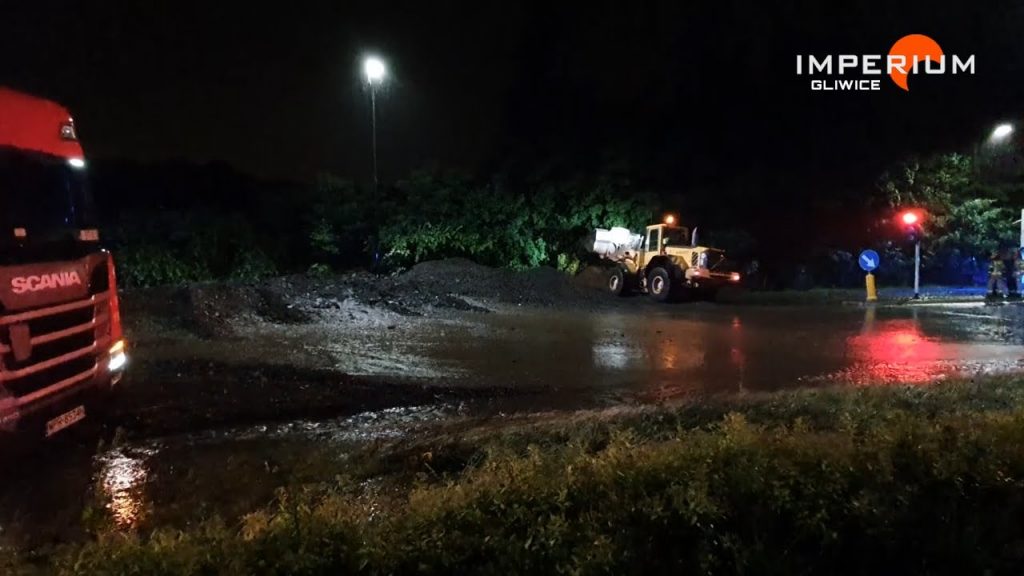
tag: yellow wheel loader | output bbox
[591,220,739,302]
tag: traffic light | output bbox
[898,209,924,242]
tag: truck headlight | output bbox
[108,340,127,371]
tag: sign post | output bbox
[859,249,880,302]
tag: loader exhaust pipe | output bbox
[691,227,699,247]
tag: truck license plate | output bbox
[46,405,86,437]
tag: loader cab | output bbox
[644,224,690,262]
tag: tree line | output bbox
[90,146,1024,289]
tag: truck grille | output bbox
[0,293,109,406]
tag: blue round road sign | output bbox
[858,249,880,272]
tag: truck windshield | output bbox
[0,146,97,234]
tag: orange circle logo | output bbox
[888,34,944,91]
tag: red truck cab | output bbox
[0,87,126,439]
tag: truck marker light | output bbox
[68,157,85,169]
[60,121,78,141]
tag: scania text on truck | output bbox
[0,87,127,440]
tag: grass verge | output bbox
[17,376,1024,575]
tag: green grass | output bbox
[24,376,1024,575]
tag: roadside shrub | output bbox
[306,262,332,277]
[53,395,1024,575]
[301,175,374,270]
[228,248,278,282]
[116,244,209,287]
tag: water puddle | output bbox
[88,404,457,533]
[95,447,154,528]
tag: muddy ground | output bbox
[112,259,619,438]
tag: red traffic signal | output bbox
[900,210,921,226]
[897,209,924,243]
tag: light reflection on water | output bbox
[844,317,946,384]
[587,306,1022,396]
[95,448,153,528]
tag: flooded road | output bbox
[310,301,1024,401]
[2,300,1022,550]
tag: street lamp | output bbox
[362,55,387,191]
[992,123,1014,141]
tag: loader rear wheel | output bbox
[607,268,628,296]
[648,267,672,302]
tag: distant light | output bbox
[992,123,1014,140]
[901,211,919,225]
[363,56,387,84]
[730,272,741,282]
[68,157,85,169]
[663,214,676,225]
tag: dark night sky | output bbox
[3,0,1023,200]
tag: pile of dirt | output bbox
[396,258,606,307]
[261,270,488,318]
[265,258,608,317]
[123,281,312,339]
[122,259,616,339]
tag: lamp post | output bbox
[991,124,1022,248]
[899,210,924,299]
[362,55,387,191]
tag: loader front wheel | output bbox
[648,267,672,302]
[608,267,628,296]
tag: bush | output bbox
[50,380,1024,575]
[228,249,277,282]
[116,244,209,287]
